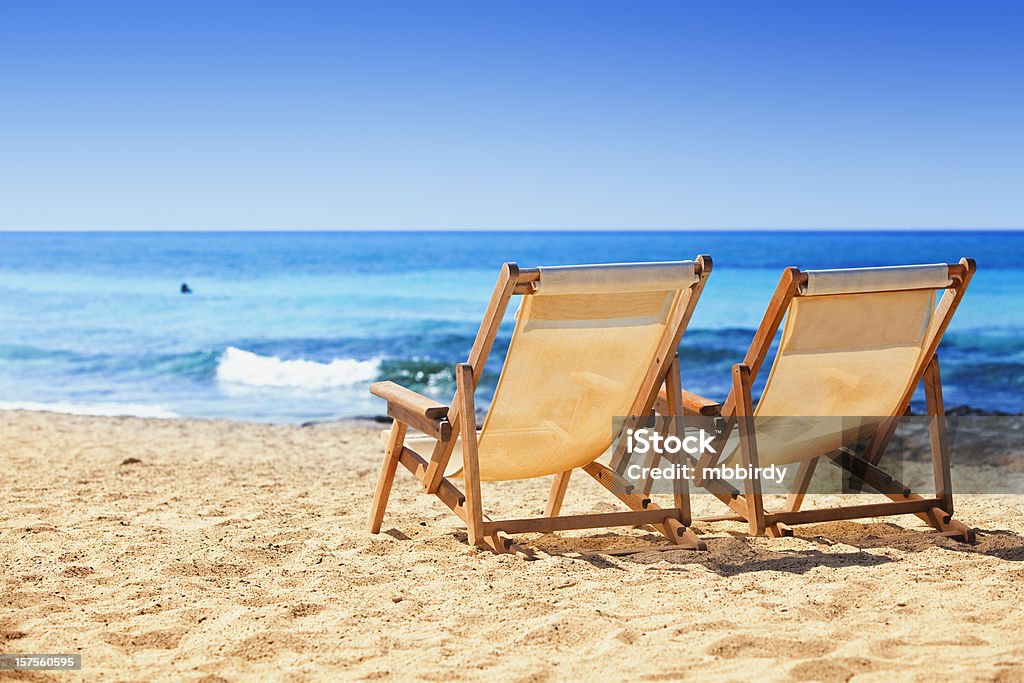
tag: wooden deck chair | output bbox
[367,257,712,556]
[649,259,976,542]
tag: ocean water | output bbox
[0,231,1020,423]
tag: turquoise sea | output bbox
[0,231,1020,422]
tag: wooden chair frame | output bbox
[368,257,714,556]
[646,258,977,542]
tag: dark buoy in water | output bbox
[180,282,192,294]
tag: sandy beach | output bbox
[1,410,1022,681]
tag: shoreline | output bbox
[1,400,1020,428]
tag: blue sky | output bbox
[0,1,1021,230]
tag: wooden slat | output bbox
[823,449,899,494]
[766,498,943,526]
[694,513,747,523]
[584,461,635,497]
[485,508,679,535]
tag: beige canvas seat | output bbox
[649,259,976,541]
[368,258,712,556]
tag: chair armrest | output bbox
[682,390,722,417]
[655,387,722,417]
[370,381,451,441]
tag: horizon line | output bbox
[1,226,1022,233]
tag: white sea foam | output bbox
[215,347,380,389]
[0,401,180,419]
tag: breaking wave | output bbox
[0,401,180,419]
[215,347,381,389]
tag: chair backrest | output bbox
[474,261,705,481]
[744,263,968,466]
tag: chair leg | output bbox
[734,364,766,536]
[786,456,819,512]
[456,364,485,546]
[765,522,792,538]
[665,519,707,550]
[641,449,662,495]
[924,356,954,515]
[663,356,692,526]
[484,530,533,557]
[671,452,692,526]
[368,420,409,533]
[545,470,573,517]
